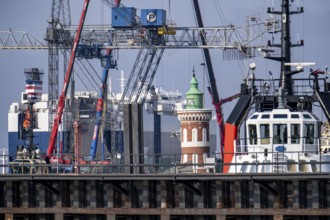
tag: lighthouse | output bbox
[177,70,212,173]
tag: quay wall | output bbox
[0,175,330,220]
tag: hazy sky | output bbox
[0,0,329,148]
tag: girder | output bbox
[0,31,46,49]
[1,23,269,53]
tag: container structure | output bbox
[140,9,166,27]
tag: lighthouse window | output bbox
[248,124,257,145]
[260,124,270,144]
[273,124,288,144]
[192,128,198,142]
[291,124,300,144]
[202,128,207,142]
[304,124,314,144]
[183,129,187,142]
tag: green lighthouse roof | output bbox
[185,71,204,109]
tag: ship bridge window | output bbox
[291,124,300,144]
[260,124,270,144]
[304,123,314,144]
[248,124,257,145]
[261,114,270,119]
[303,114,312,119]
[250,115,258,119]
[273,124,288,144]
[291,114,300,119]
[273,114,288,119]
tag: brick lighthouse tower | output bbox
[177,70,212,172]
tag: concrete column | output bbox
[234,181,241,208]
[156,180,161,208]
[132,103,144,174]
[124,182,131,208]
[22,181,28,207]
[107,183,114,208]
[273,214,283,220]
[292,180,299,208]
[142,180,149,208]
[5,182,12,208]
[55,182,62,208]
[215,181,222,208]
[106,214,116,220]
[327,180,330,207]
[178,183,185,208]
[54,213,63,220]
[123,104,133,174]
[90,181,96,208]
[307,180,313,208]
[5,214,14,220]
[286,181,293,208]
[160,180,168,208]
[312,180,319,208]
[273,183,280,209]
[216,215,226,220]
[160,215,170,220]
[39,182,45,208]
[253,182,260,208]
[197,182,203,208]
[72,180,79,207]
[123,104,144,174]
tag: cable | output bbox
[213,0,228,26]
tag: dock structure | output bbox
[0,173,330,220]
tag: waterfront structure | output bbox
[177,72,213,173]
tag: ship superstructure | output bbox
[224,0,330,173]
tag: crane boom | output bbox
[192,0,225,154]
[47,0,90,157]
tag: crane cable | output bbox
[213,0,247,78]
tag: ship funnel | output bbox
[24,68,44,102]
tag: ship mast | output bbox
[267,0,304,96]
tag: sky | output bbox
[0,0,329,148]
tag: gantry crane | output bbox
[46,0,72,133]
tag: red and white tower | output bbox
[177,72,212,172]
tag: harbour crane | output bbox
[46,0,72,133]
[47,0,90,158]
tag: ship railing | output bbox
[253,78,328,97]
[1,151,330,175]
[234,136,321,154]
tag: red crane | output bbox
[47,0,90,158]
